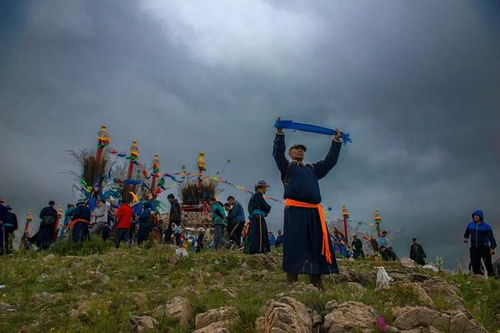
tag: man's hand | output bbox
[463,238,469,243]
[490,249,496,255]
[333,128,342,142]
[276,117,284,134]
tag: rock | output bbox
[448,310,487,333]
[422,280,461,301]
[195,306,239,331]
[392,306,444,330]
[349,271,377,286]
[222,288,237,299]
[393,307,487,332]
[130,292,148,309]
[153,296,193,326]
[290,282,320,294]
[255,297,321,333]
[36,273,50,283]
[90,270,110,284]
[410,273,430,283]
[325,300,338,312]
[347,282,367,293]
[400,258,418,268]
[129,315,158,333]
[193,321,231,333]
[42,254,56,262]
[169,256,180,265]
[0,302,16,313]
[394,282,433,305]
[323,301,376,333]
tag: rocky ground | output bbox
[0,239,498,332]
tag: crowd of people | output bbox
[1,125,498,284]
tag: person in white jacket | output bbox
[90,200,108,237]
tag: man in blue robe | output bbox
[273,125,343,288]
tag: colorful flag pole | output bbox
[197,151,206,186]
[95,125,111,163]
[341,205,350,248]
[374,209,382,237]
[127,141,140,179]
[151,153,160,194]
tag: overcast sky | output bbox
[1,0,499,267]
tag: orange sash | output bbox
[284,198,332,264]
[68,218,89,230]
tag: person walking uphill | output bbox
[37,201,58,250]
[209,197,227,249]
[115,200,133,248]
[247,181,272,254]
[70,200,91,243]
[464,210,497,276]
[273,124,343,288]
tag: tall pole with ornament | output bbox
[197,151,206,186]
[25,209,33,235]
[95,125,111,163]
[341,205,349,247]
[151,153,160,194]
[127,141,140,179]
[374,209,382,237]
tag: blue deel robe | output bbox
[273,133,342,274]
[247,192,271,254]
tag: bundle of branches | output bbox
[180,180,217,205]
[68,148,108,189]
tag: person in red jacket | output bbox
[114,200,132,248]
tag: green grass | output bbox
[1,239,499,332]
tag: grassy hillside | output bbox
[0,239,498,332]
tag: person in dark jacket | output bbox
[37,201,58,250]
[464,210,497,276]
[137,195,155,245]
[70,200,91,243]
[0,206,17,254]
[351,234,365,260]
[410,238,426,265]
[227,196,246,247]
[247,181,272,254]
[164,194,182,245]
[273,123,343,288]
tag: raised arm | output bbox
[313,140,342,180]
[273,132,289,176]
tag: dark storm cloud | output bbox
[1,0,499,267]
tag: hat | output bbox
[255,180,270,188]
[289,144,307,152]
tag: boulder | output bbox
[194,306,239,332]
[421,280,461,301]
[448,310,488,333]
[0,302,16,313]
[392,306,443,330]
[400,258,418,269]
[393,282,433,305]
[392,307,487,332]
[131,292,148,308]
[347,282,367,293]
[255,297,321,333]
[323,301,376,332]
[129,315,158,333]
[153,296,193,326]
